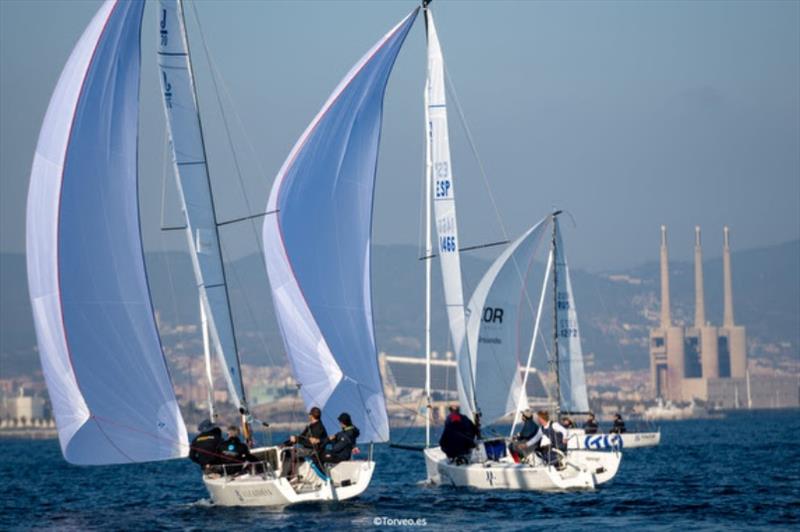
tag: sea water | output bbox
[1,409,798,530]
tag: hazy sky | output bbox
[1,0,798,271]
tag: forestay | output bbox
[26,0,187,465]
[554,218,590,413]
[424,9,473,416]
[157,0,246,409]
[464,218,552,426]
[263,10,418,443]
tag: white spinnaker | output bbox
[554,218,590,413]
[157,0,246,409]
[26,0,187,465]
[465,218,552,426]
[424,9,473,415]
[263,10,418,443]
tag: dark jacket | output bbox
[296,420,328,453]
[583,419,599,434]
[611,418,627,434]
[439,412,478,459]
[516,418,539,441]
[217,436,257,464]
[325,425,360,462]
[189,427,222,467]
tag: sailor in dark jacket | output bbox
[509,409,540,459]
[217,425,258,475]
[322,412,360,465]
[611,413,627,434]
[439,405,478,463]
[189,419,222,469]
[583,413,599,435]
[280,406,328,478]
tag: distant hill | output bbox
[2,239,798,377]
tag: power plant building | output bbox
[649,226,747,402]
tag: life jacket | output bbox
[542,422,566,452]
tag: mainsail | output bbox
[424,8,473,415]
[263,10,419,443]
[26,0,187,465]
[157,0,247,409]
[464,217,552,425]
[553,218,590,413]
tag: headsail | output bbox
[424,8,473,415]
[464,217,552,426]
[26,0,187,465]
[262,10,419,443]
[157,0,247,409]
[553,218,590,413]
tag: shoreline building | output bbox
[649,226,747,402]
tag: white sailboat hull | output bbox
[203,446,375,507]
[424,446,618,492]
[567,428,661,449]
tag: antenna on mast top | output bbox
[423,0,432,8]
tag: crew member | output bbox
[322,412,360,466]
[611,413,627,434]
[438,405,478,464]
[583,413,599,435]
[217,425,258,475]
[189,419,222,470]
[509,409,541,460]
[280,406,328,478]
[535,410,568,465]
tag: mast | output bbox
[423,0,432,449]
[551,212,561,418]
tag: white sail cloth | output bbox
[157,0,246,409]
[263,10,419,443]
[464,218,552,426]
[554,218,590,413]
[26,0,187,465]
[424,9,473,415]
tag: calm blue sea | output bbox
[1,409,798,531]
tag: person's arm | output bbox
[525,429,543,447]
[553,422,569,439]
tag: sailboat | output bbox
[422,212,621,490]
[27,0,418,507]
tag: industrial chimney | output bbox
[660,225,671,328]
[723,226,735,327]
[694,226,706,328]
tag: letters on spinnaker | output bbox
[26,0,187,465]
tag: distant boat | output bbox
[544,217,660,450]
[643,398,708,421]
[27,0,418,507]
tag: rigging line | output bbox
[418,238,510,260]
[216,236,279,369]
[189,1,270,248]
[443,61,508,242]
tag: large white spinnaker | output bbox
[424,8,473,417]
[553,218,590,413]
[464,217,553,426]
[157,0,247,409]
[26,0,187,465]
[263,10,419,443]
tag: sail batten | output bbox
[263,10,418,443]
[27,0,188,465]
[157,0,246,409]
